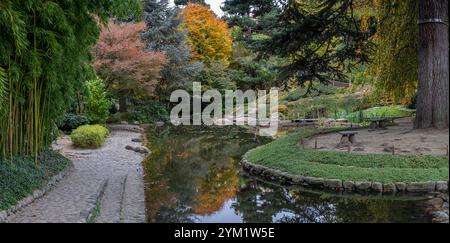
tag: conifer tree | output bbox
[142,0,202,100]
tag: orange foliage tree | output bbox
[93,21,167,111]
[180,3,233,65]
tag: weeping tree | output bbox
[361,0,419,104]
[415,0,449,129]
[0,0,141,161]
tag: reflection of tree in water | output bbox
[193,158,239,215]
[144,126,425,223]
[232,180,338,223]
[232,180,425,223]
[143,126,266,222]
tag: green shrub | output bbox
[85,78,110,123]
[70,125,109,148]
[128,101,169,124]
[59,113,89,132]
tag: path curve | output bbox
[7,130,147,223]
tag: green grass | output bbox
[346,105,415,123]
[246,129,449,183]
[0,151,71,211]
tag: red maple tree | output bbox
[93,21,167,111]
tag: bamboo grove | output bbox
[0,0,141,161]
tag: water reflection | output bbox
[143,126,428,223]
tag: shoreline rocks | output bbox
[240,157,449,195]
[424,193,449,223]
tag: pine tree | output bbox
[142,0,202,101]
[244,0,371,86]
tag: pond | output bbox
[143,126,430,223]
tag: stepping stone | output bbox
[131,138,142,143]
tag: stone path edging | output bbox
[240,156,449,195]
[0,163,74,223]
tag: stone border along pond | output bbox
[241,128,449,196]
[241,157,449,195]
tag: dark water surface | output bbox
[143,126,429,223]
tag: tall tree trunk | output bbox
[415,0,449,129]
[119,97,127,113]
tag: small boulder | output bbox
[131,138,142,143]
[125,145,135,151]
[307,177,325,188]
[371,182,383,192]
[0,211,7,222]
[431,211,449,223]
[382,183,397,193]
[291,175,305,185]
[343,181,355,190]
[155,121,165,127]
[436,181,448,192]
[323,179,343,190]
[406,182,436,193]
[134,146,150,154]
[355,182,372,191]
[395,182,407,192]
[425,198,444,210]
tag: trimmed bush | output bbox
[70,125,109,148]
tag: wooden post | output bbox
[315,139,318,150]
[446,145,449,157]
[300,139,305,149]
[348,144,351,153]
[392,145,395,155]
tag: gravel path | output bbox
[6,130,147,223]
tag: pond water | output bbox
[143,126,430,223]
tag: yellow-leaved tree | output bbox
[180,3,233,65]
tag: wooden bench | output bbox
[339,131,358,144]
[368,118,387,130]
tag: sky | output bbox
[169,0,225,16]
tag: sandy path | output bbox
[307,117,449,156]
[6,130,147,223]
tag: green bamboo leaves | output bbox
[0,0,142,161]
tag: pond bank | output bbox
[142,125,433,223]
[241,157,448,195]
[5,127,146,223]
[243,128,448,194]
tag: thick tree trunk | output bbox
[415,0,449,129]
[119,97,127,112]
